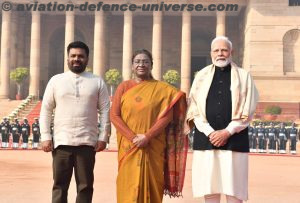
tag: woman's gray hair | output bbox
[211,36,232,51]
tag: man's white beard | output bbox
[213,57,232,68]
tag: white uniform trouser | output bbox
[205,194,243,203]
[33,143,39,148]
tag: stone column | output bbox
[0,11,11,99]
[152,11,163,80]
[17,14,26,66]
[216,11,226,36]
[64,11,75,72]
[180,11,191,95]
[122,11,133,80]
[93,11,108,77]
[29,11,41,97]
[10,13,18,70]
[10,12,19,97]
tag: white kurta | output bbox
[40,71,111,148]
[192,150,248,201]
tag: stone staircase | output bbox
[0,100,23,120]
[18,101,41,127]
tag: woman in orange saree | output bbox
[110,49,188,203]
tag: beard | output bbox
[68,61,87,74]
[213,57,232,68]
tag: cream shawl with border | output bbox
[186,62,259,129]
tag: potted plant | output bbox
[264,105,282,120]
[10,67,29,100]
[163,69,180,87]
[104,68,122,97]
[86,67,93,73]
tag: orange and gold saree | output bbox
[111,79,188,203]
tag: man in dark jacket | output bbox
[278,122,288,154]
[32,118,40,149]
[288,123,298,154]
[1,117,11,148]
[11,119,21,149]
[21,118,31,149]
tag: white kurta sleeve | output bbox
[225,118,251,135]
[97,79,111,142]
[194,116,215,137]
[40,78,56,142]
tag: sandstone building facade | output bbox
[0,0,299,105]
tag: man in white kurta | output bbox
[186,36,259,203]
[40,41,110,203]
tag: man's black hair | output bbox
[67,41,89,57]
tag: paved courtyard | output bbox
[0,150,300,203]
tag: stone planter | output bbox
[263,114,278,121]
[16,94,22,100]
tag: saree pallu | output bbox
[116,80,188,203]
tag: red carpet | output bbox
[26,101,42,127]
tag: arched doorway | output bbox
[283,29,300,73]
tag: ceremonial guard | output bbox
[1,118,11,148]
[257,122,266,153]
[21,118,31,149]
[288,123,298,154]
[263,123,268,152]
[251,123,258,152]
[278,122,288,154]
[11,119,21,149]
[32,118,40,149]
[266,122,277,153]
[248,123,255,152]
